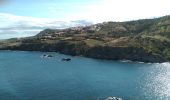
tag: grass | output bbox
[141,35,170,42]
[84,39,105,47]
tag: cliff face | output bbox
[2,41,165,63]
[1,15,170,63]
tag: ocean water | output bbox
[0,51,170,100]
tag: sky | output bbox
[0,0,170,39]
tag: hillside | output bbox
[0,15,170,63]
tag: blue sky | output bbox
[0,0,170,39]
[0,0,101,19]
[1,0,170,22]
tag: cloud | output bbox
[61,0,170,22]
[0,30,41,39]
[0,13,92,39]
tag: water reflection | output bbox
[141,63,170,100]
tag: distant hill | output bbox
[1,15,170,63]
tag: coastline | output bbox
[0,15,170,63]
[0,50,169,64]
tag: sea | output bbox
[0,51,169,100]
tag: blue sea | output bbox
[0,51,170,100]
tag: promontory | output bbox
[0,15,170,63]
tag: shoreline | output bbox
[0,50,169,64]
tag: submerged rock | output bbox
[105,97,122,100]
[96,96,123,100]
[41,54,54,58]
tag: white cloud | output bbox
[0,13,92,29]
[0,13,92,39]
[0,30,41,39]
[63,0,170,22]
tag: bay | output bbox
[0,51,169,100]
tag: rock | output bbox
[105,97,122,100]
[47,55,53,57]
[61,58,71,61]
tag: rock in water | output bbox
[61,58,71,61]
[105,97,122,100]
